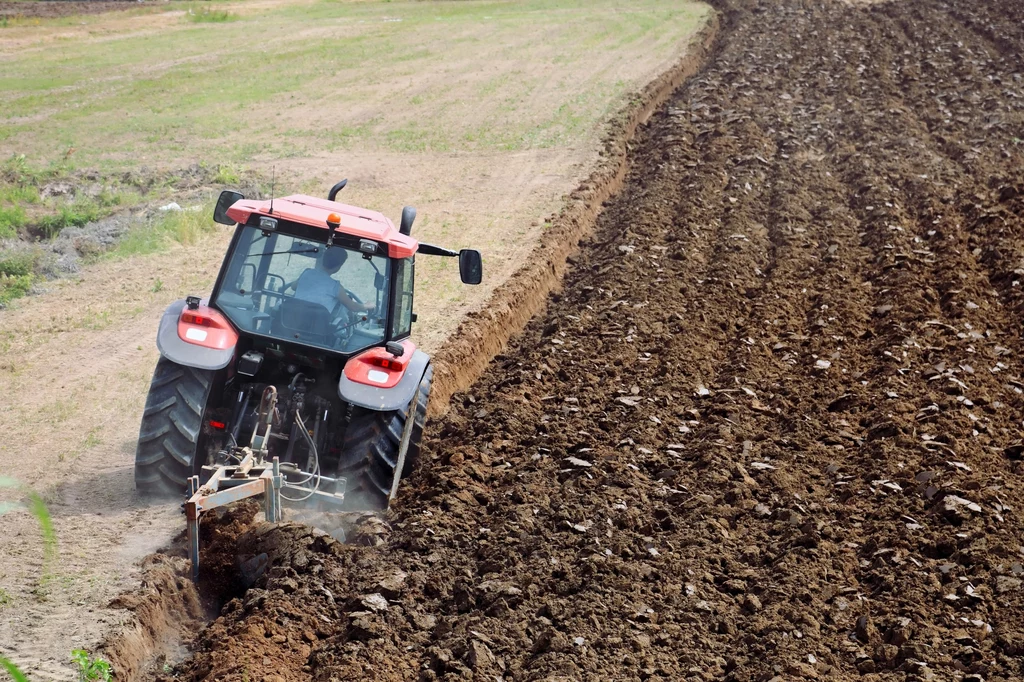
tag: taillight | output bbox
[181,311,209,326]
[177,303,238,350]
[342,341,418,389]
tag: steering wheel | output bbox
[347,289,380,322]
[327,289,369,347]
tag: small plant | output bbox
[71,650,112,682]
[159,205,214,245]
[112,200,216,258]
[0,478,56,565]
[0,252,36,278]
[83,429,102,449]
[1,154,39,185]
[0,657,29,682]
[0,252,41,307]
[152,278,164,293]
[0,272,33,307]
[212,164,241,185]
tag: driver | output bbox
[290,247,375,314]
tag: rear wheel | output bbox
[337,364,433,510]
[134,357,215,498]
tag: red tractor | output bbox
[133,183,481,511]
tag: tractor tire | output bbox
[337,364,433,511]
[134,357,215,498]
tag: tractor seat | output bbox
[276,297,334,346]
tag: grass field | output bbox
[1,0,709,313]
[1,0,708,168]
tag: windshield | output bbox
[214,226,390,354]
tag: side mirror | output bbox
[213,190,244,225]
[458,249,482,285]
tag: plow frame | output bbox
[184,454,282,581]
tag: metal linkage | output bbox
[182,381,356,580]
[185,457,283,581]
[389,397,419,503]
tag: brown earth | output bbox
[117,0,1024,680]
[0,1,139,19]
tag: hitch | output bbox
[183,385,347,580]
[185,455,282,582]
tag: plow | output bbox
[135,182,482,578]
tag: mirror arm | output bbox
[417,242,458,257]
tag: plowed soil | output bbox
[150,0,1024,680]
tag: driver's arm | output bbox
[337,288,374,313]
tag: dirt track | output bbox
[138,0,1024,680]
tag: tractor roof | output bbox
[225,195,418,259]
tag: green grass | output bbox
[35,201,101,239]
[0,205,26,238]
[0,0,710,169]
[0,0,709,312]
[0,185,39,205]
[0,478,56,682]
[0,252,36,278]
[212,164,241,185]
[0,656,29,682]
[111,201,218,258]
[186,5,236,23]
[0,252,40,306]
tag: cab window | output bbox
[392,257,414,338]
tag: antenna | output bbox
[269,166,276,215]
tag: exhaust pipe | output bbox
[328,179,348,201]
[399,206,416,235]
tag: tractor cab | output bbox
[208,189,480,357]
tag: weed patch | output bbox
[35,200,101,239]
[0,250,38,303]
[186,6,236,23]
[212,165,241,185]
[0,252,38,278]
[111,202,217,258]
[0,205,26,238]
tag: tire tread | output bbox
[337,365,432,510]
[134,357,214,498]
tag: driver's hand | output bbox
[361,301,376,312]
